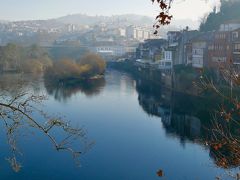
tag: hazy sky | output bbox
[0,0,220,21]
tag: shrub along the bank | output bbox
[45,53,106,81]
[0,43,53,73]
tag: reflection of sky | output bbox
[0,70,227,179]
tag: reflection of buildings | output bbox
[44,77,106,102]
[135,76,240,169]
[162,115,201,142]
[135,77,208,143]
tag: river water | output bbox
[0,70,234,179]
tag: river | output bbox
[0,69,235,179]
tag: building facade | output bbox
[208,31,232,68]
[232,28,240,64]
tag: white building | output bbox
[126,26,151,41]
[192,42,206,68]
[157,50,173,70]
[118,28,126,37]
[93,45,126,57]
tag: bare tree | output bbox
[0,91,93,172]
[195,63,240,179]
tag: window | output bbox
[208,45,214,50]
[164,51,172,60]
[212,57,227,62]
[193,48,203,55]
[232,32,239,40]
[234,43,240,52]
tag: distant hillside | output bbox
[56,14,199,28]
[200,0,240,31]
[56,14,154,26]
[0,14,199,36]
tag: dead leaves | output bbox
[152,0,173,34]
[157,169,164,177]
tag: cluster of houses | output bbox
[88,25,155,60]
[135,21,240,71]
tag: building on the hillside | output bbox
[178,29,199,65]
[157,49,173,70]
[190,32,214,69]
[167,29,199,66]
[167,31,181,67]
[66,24,77,32]
[167,31,181,46]
[208,31,232,68]
[126,26,151,41]
[231,28,240,65]
[136,39,167,61]
[219,20,240,32]
[185,42,193,65]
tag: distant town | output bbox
[1,13,240,83]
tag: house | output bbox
[136,39,167,61]
[219,20,240,32]
[207,31,232,68]
[231,28,240,65]
[126,26,151,41]
[190,32,214,69]
[178,29,199,65]
[167,31,181,46]
[167,29,199,66]
[157,49,173,70]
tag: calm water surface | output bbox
[0,70,232,179]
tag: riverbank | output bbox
[108,60,201,96]
[108,60,239,98]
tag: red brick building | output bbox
[207,31,232,68]
[232,28,240,65]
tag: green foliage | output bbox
[200,0,240,31]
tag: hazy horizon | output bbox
[0,0,220,21]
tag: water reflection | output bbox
[1,70,240,178]
[135,77,240,170]
[0,73,91,172]
[136,78,207,142]
[0,73,42,96]
[44,77,106,102]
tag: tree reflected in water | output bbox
[44,77,106,102]
[0,73,93,172]
[135,77,240,172]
